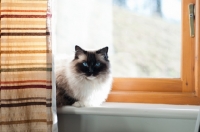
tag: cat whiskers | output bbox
[74,73,86,81]
[99,71,110,75]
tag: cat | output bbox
[55,45,112,107]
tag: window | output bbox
[54,0,200,105]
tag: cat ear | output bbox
[96,47,109,61]
[75,45,84,52]
[96,47,108,55]
[74,45,86,59]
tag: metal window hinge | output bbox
[189,3,195,37]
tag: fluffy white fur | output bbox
[56,55,112,107]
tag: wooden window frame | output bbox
[107,0,200,105]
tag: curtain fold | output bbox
[0,0,53,131]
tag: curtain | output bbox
[0,0,55,131]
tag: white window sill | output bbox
[57,103,200,132]
[57,102,200,119]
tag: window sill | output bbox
[57,103,200,132]
[57,102,200,119]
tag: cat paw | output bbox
[72,101,85,107]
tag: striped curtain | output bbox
[0,0,54,131]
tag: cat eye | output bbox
[95,62,101,67]
[82,62,88,67]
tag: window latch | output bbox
[189,3,195,37]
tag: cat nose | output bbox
[89,68,93,73]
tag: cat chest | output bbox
[70,82,109,98]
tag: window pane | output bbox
[55,0,181,78]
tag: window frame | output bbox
[107,0,200,105]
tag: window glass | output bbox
[55,0,181,78]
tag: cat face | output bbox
[72,45,110,80]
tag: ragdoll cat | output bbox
[56,45,112,107]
